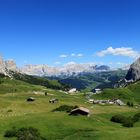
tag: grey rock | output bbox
[125,58,140,81]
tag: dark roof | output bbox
[71,107,90,114]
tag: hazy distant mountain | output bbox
[20,63,111,77]
[0,55,129,81]
[0,55,128,91]
[95,65,110,71]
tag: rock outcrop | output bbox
[0,56,17,76]
[125,57,140,82]
[0,56,7,75]
[5,59,17,71]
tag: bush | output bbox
[52,105,78,113]
[110,115,126,123]
[122,117,134,127]
[4,127,46,140]
[17,127,41,140]
[7,109,13,113]
[133,112,140,123]
[4,127,17,138]
[111,112,140,128]
[127,101,134,107]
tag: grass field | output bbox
[0,89,139,140]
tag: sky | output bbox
[0,0,140,68]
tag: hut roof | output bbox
[71,107,90,114]
[28,97,35,100]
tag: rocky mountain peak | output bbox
[5,59,17,71]
[0,55,4,66]
[0,56,17,76]
[0,55,112,77]
[125,57,140,82]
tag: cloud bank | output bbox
[96,47,140,59]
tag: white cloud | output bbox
[71,53,83,57]
[59,54,68,58]
[109,62,113,65]
[55,61,61,65]
[77,54,83,57]
[96,47,140,58]
[116,62,124,65]
[23,60,28,64]
[64,61,77,66]
[71,53,76,57]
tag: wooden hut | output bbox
[70,107,90,116]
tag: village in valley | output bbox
[25,87,128,118]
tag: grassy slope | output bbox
[92,81,140,103]
[0,90,139,140]
[0,78,45,94]
[0,75,140,139]
[53,70,127,92]
[12,72,68,90]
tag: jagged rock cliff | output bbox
[0,56,17,77]
[0,55,112,77]
[125,57,140,82]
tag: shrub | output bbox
[127,101,134,107]
[17,127,41,140]
[7,109,13,113]
[52,105,78,113]
[133,112,140,123]
[4,127,46,140]
[4,127,17,138]
[122,117,134,127]
[110,115,126,123]
[111,115,134,127]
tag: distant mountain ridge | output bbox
[20,63,111,77]
[0,55,113,77]
[0,55,129,91]
[0,56,69,90]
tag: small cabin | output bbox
[68,88,77,94]
[94,88,102,94]
[49,98,58,104]
[27,97,35,102]
[70,107,90,116]
[88,99,94,103]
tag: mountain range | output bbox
[1,55,140,92]
[0,56,113,77]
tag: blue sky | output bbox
[0,0,140,67]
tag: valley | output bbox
[0,57,140,140]
[0,90,139,140]
[0,66,140,139]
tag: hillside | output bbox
[0,71,69,94]
[0,64,140,139]
[49,70,127,91]
[0,73,45,94]
[93,80,140,103]
[0,86,139,140]
[10,71,69,90]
